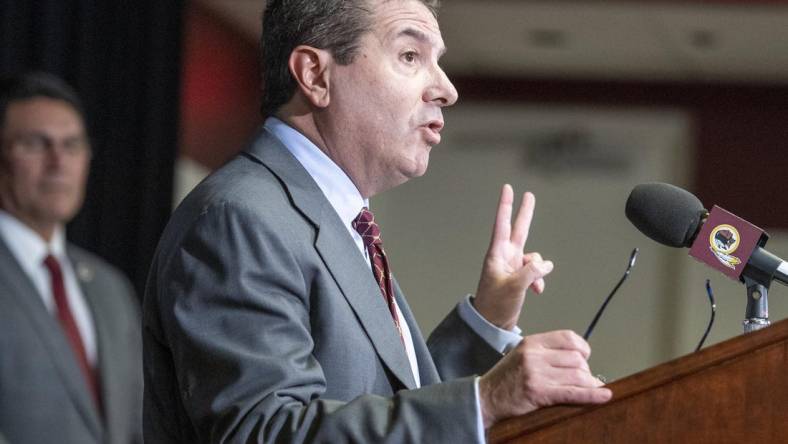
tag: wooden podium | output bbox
[489,318,788,443]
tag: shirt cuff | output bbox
[457,294,522,354]
[473,376,487,444]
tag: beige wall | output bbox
[371,103,788,380]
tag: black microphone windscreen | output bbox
[625,183,706,248]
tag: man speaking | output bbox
[143,0,611,442]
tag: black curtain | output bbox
[0,1,184,299]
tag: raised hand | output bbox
[473,184,553,330]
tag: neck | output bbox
[32,223,57,243]
[276,108,377,198]
[0,207,58,243]
[22,218,57,243]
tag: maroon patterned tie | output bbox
[352,208,403,340]
[43,254,102,414]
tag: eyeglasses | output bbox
[695,279,717,352]
[584,247,639,340]
[4,132,90,158]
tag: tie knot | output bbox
[352,207,382,248]
[43,254,61,274]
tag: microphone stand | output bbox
[740,247,784,333]
[742,276,769,333]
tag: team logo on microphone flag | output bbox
[708,224,742,269]
[689,205,766,281]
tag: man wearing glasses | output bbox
[0,72,142,444]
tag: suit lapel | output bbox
[244,129,417,389]
[392,278,441,385]
[0,239,103,440]
[312,213,418,389]
[69,247,121,439]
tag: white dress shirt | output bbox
[265,117,522,442]
[0,210,97,365]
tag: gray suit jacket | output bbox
[143,128,501,443]
[0,240,142,444]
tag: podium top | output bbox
[489,318,788,444]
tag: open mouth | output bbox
[421,120,444,145]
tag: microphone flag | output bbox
[689,205,768,281]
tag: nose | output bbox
[424,64,458,107]
[43,142,80,172]
[42,150,60,172]
[45,145,67,169]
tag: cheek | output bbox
[9,163,41,191]
[74,158,91,183]
[358,78,417,123]
[55,154,91,185]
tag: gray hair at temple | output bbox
[259,0,440,118]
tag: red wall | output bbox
[180,3,261,170]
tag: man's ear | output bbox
[288,45,333,109]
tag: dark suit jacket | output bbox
[0,240,142,444]
[143,128,502,443]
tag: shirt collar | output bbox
[264,117,368,226]
[0,210,67,274]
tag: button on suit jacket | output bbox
[143,129,503,443]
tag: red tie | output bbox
[352,208,403,341]
[43,254,102,413]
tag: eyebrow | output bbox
[7,130,88,144]
[395,27,447,57]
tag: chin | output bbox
[46,202,81,223]
[412,146,432,174]
[404,156,430,179]
[413,164,429,178]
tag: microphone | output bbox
[625,183,788,287]
[625,182,788,332]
